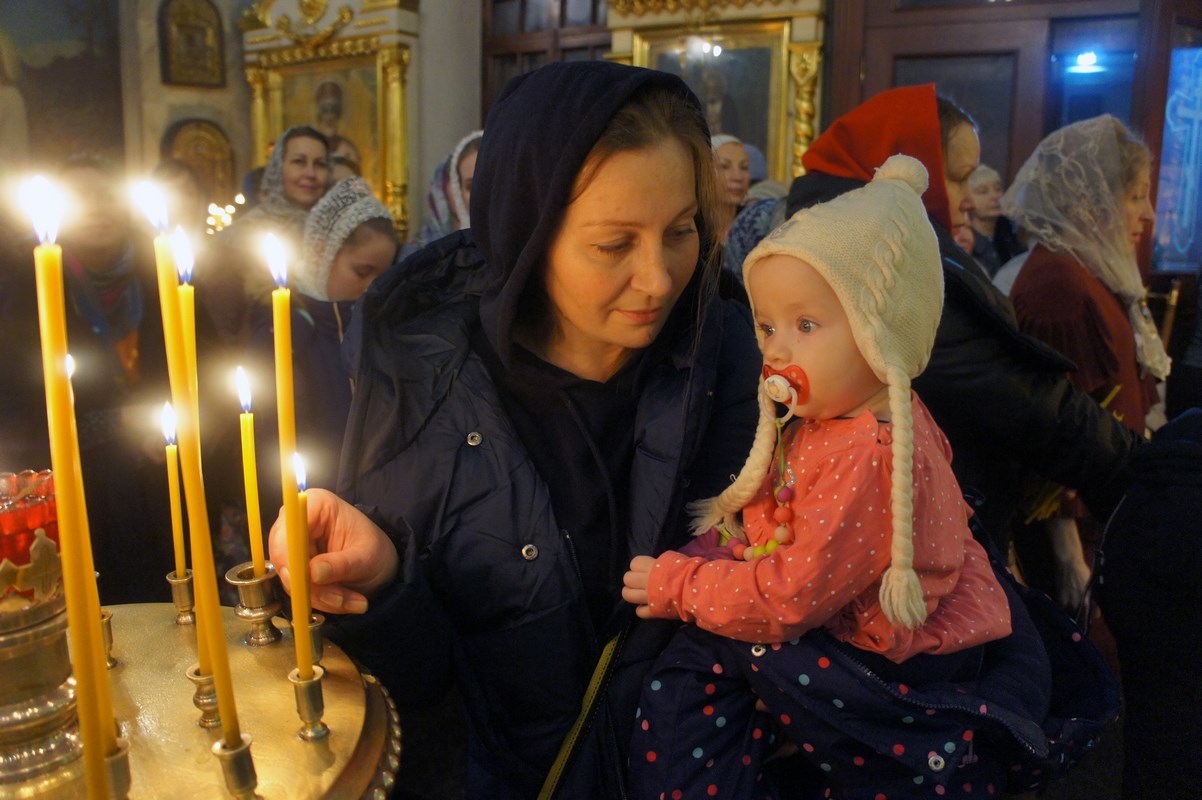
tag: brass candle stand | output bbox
[186,662,223,729]
[223,561,282,647]
[165,569,195,626]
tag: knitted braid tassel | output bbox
[877,367,928,629]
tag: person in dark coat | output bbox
[267,62,762,799]
[0,156,175,604]
[785,84,1141,554]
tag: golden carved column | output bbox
[379,44,411,240]
[267,70,284,149]
[246,66,271,167]
[788,42,821,178]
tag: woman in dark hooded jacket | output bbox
[785,85,1141,555]
[268,62,761,798]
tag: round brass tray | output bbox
[5,603,399,799]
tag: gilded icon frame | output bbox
[633,20,791,181]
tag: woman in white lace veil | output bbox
[1002,115,1171,380]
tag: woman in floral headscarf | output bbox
[400,129,482,258]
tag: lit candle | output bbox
[23,177,116,796]
[161,403,186,579]
[292,452,314,676]
[135,182,243,748]
[172,228,200,426]
[265,233,312,680]
[235,367,266,578]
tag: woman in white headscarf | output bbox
[1004,114,1170,613]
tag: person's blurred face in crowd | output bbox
[714,141,751,209]
[970,173,1004,223]
[281,134,330,210]
[457,148,478,213]
[58,164,131,270]
[943,123,981,231]
[326,224,397,302]
[1122,165,1155,255]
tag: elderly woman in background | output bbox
[1003,115,1170,611]
[711,133,751,242]
[968,163,1026,276]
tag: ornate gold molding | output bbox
[379,44,411,240]
[253,34,381,67]
[239,0,274,32]
[277,5,354,48]
[361,0,418,10]
[353,16,389,28]
[608,0,785,14]
[788,41,820,178]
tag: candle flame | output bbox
[131,181,169,233]
[64,354,75,379]
[235,366,252,413]
[263,233,287,287]
[20,176,67,244]
[171,227,194,283]
[293,452,307,493]
[161,402,177,444]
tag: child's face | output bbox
[327,227,397,301]
[748,254,889,421]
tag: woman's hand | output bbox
[622,555,657,618]
[268,488,399,615]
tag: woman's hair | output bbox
[1110,117,1151,191]
[343,215,399,248]
[936,96,977,157]
[281,125,330,156]
[518,84,722,345]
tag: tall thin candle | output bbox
[235,367,266,578]
[23,177,115,798]
[136,184,242,747]
[161,403,186,579]
[264,233,313,681]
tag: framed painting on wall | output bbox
[633,20,791,181]
[159,0,226,88]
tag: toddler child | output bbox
[623,156,1045,799]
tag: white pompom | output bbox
[873,154,928,196]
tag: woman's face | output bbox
[970,176,1004,222]
[943,123,981,230]
[326,227,397,301]
[541,137,700,381]
[457,149,478,216]
[714,142,751,208]
[1122,166,1155,255]
[281,136,330,210]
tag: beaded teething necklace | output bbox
[728,417,796,561]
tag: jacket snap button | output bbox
[750,644,766,657]
[927,754,946,772]
[466,431,483,446]
[521,544,539,561]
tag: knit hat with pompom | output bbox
[692,154,944,630]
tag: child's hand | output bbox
[622,555,657,618]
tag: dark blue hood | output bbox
[472,61,709,368]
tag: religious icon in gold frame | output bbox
[159,0,226,88]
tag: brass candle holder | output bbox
[288,664,330,741]
[212,733,258,799]
[185,662,222,729]
[100,608,117,668]
[104,738,132,799]
[224,561,282,647]
[165,569,194,626]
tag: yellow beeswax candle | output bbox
[24,177,115,797]
[162,403,186,579]
[264,233,313,680]
[235,367,266,578]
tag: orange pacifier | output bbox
[761,364,809,409]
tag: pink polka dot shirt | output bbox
[646,393,1012,662]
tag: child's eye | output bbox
[798,319,814,333]
[759,323,776,337]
